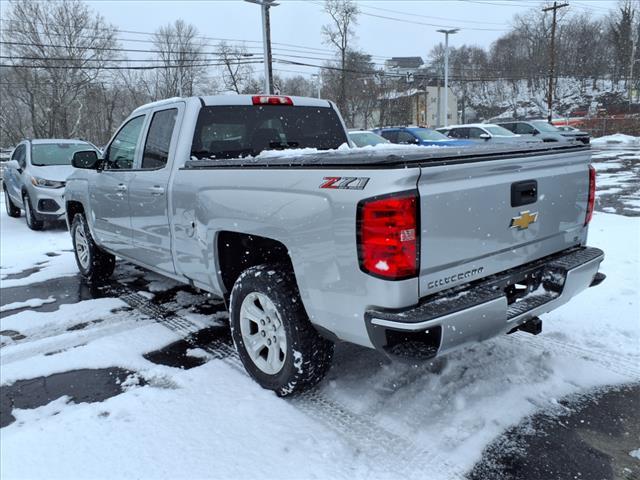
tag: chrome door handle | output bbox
[149,186,165,196]
[116,184,127,192]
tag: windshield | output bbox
[349,131,389,147]
[191,105,348,159]
[412,129,450,141]
[31,143,94,166]
[531,121,560,133]
[484,125,517,136]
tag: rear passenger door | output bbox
[128,105,182,274]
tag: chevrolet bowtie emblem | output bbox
[510,211,539,230]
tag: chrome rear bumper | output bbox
[365,247,604,359]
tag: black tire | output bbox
[3,186,20,218]
[23,193,44,230]
[71,213,115,282]
[230,264,334,396]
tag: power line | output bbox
[358,4,507,26]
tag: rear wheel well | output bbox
[66,201,85,225]
[217,231,293,293]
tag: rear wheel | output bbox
[71,213,115,282]
[23,193,44,230]
[230,264,334,396]
[3,187,20,218]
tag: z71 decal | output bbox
[320,176,370,190]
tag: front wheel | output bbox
[230,264,334,396]
[71,213,115,282]
[23,193,44,230]
[3,187,20,218]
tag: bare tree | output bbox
[152,19,205,98]
[321,0,359,117]
[217,41,255,93]
[1,0,118,141]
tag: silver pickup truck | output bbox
[65,95,604,396]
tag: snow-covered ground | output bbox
[1,149,639,479]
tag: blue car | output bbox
[372,126,475,147]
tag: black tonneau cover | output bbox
[183,143,590,170]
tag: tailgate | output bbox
[418,148,591,296]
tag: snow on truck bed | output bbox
[1,186,639,478]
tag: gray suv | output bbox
[497,120,575,143]
[2,139,98,230]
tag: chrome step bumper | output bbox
[365,247,604,358]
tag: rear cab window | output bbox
[191,105,348,160]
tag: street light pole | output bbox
[437,28,458,127]
[245,0,279,94]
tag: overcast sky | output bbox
[2,0,621,77]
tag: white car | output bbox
[438,123,542,144]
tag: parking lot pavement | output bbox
[592,148,640,217]
[1,149,639,479]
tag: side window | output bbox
[453,128,470,139]
[501,123,515,133]
[142,109,178,170]
[380,131,398,143]
[397,131,416,144]
[468,128,485,139]
[517,123,535,135]
[106,115,145,170]
[12,145,26,168]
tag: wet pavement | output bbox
[469,384,640,480]
[1,368,139,428]
[592,148,640,217]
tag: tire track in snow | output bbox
[119,292,468,480]
[506,332,640,381]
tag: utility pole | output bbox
[312,73,321,98]
[245,0,279,94]
[543,1,569,123]
[437,28,458,127]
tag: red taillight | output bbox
[585,164,596,225]
[251,95,293,106]
[357,191,419,280]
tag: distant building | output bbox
[384,57,424,76]
[366,87,458,129]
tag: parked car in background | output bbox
[550,124,591,143]
[497,120,584,144]
[2,139,99,230]
[348,130,391,147]
[372,126,474,147]
[437,123,542,144]
[556,125,580,132]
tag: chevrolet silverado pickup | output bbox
[64,95,605,396]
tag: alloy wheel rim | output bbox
[74,226,90,269]
[239,292,287,375]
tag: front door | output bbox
[128,106,181,274]
[90,115,146,256]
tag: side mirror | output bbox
[479,133,491,140]
[72,150,101,170]
[5,159,21,172]
[532,130,539,136]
